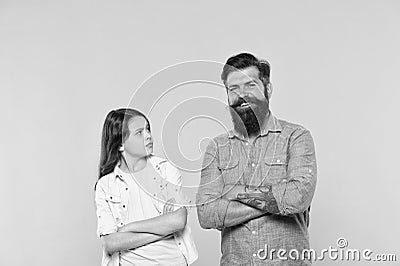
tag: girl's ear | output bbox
[266,82,273,99]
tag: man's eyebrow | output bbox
[228,84,239,88]
[244,79,258,85]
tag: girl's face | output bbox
[123,115,153,158]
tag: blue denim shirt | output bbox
[196,113,317,265]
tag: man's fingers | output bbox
[237,192,266,200]
[236,193,249,199]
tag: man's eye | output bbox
[249,83,257,88]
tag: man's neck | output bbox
[240,110,270,142]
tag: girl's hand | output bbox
[163,198,176,214]
[117,225,127,232]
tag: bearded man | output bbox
[196,53,317,266]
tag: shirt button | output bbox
[309,169,312,173]
[123,205,126,208]
[282,179,287,183]
[125,187,128,191]
[253,253,256,257]
[251,163,255,167]
[252,231,256,235]
[276,159,281,163]
[245,142,249,146]
[178,242,181,245]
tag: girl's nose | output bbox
[145,132,152,141]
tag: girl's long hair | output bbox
[97,108,150,181]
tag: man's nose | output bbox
[237,89,250,99]
[237,85,251,98]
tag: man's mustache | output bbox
[230,97,257,108]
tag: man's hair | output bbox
[221,53,271,90]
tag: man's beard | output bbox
[229,97,269,137]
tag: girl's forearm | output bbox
[102,231,167,254]
[120,207,187,235]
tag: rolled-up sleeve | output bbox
[196,141,230,230]
[95,183,117,238]
[272,128,317,215]
[164,162,194,212]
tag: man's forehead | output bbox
[226,66,260,85]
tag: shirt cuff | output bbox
[217,198,231,230]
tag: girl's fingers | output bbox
[167,205,174,213]
[163,199,175,213]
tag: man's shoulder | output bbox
[212,132,231,142]
[208,132,234,149]
[277,117,310,135]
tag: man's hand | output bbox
[236,192,269,210]
[222,184,247,200]
[235,185,280,214]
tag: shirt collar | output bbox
[113,155,166,181]
[228,110,282,140]
[113,163,127,181]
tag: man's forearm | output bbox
[236,185,280,214]
[224,200,266,227]
[197,185,267,229]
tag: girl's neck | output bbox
[120,155,148,173]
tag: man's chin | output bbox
[230,108,264,137]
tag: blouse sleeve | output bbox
[94,182,117,237]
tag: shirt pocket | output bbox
[105,193,123,220]
[263,154,288,185]
[220,159,239,185]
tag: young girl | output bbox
[95,108,198,266]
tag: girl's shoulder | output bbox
[149,155,181,185]
[95,171,115,191]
